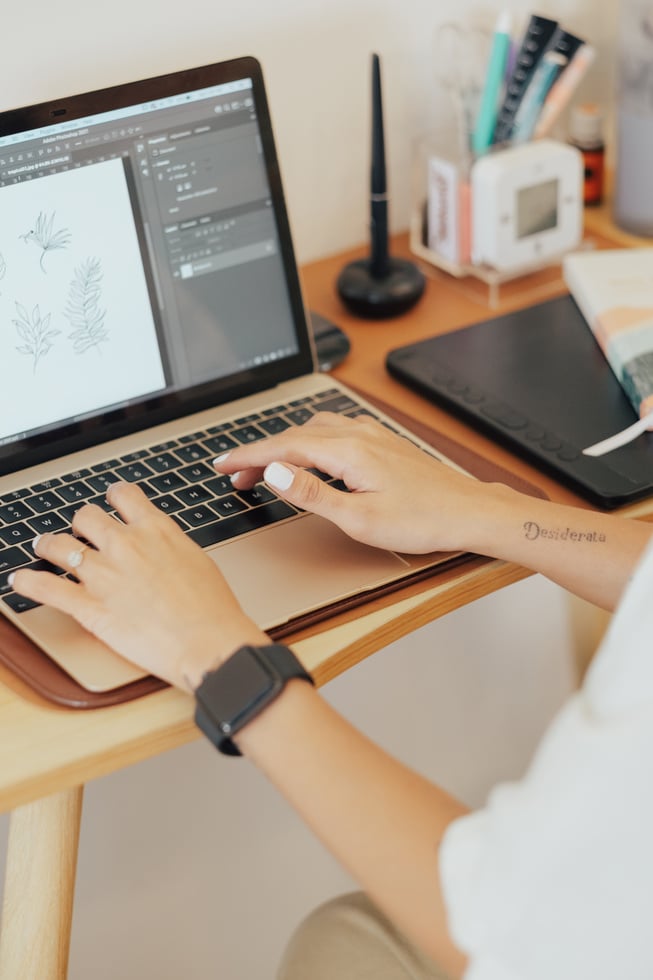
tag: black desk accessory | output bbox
[386,294,653,509]
[310,311,351,371]
[336,54,425,320]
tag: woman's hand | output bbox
[215,412,492,555]
[9,482,268,691]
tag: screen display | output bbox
[516,178,559,239]
[0,64,304,464]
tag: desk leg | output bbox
[0,785,84,980]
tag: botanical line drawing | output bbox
[12,302,61,373]
[65,257,109,354]
[20,211,71,272]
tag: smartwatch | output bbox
[194,643,314,756]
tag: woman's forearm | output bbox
[236,680,468,976]
[462,483,653,610]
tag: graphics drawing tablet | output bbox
[386,294,653,509]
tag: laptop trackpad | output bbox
[209,513,410,629]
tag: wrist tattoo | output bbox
[523,521,606,544]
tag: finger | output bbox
[106,480,162,525]
[71,502,119,549]
[263,461,364,536]
[213,421,353,482]
[10,566,96,620]
[32,531,97,577]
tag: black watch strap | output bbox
[194,643,314,756]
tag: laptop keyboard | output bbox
[0,388,387,614]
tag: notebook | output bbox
[0,56,468,693]
[386,294,653,510]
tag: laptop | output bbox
[0,56,466,692]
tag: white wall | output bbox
[0,1,615,976]
[3,0,618,264]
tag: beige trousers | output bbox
[276,891,451,980]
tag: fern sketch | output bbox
[12,302,61,373]
[20,211,71,272]
[65,257,108,354]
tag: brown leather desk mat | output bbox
[0,403,547,709]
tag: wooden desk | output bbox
[1,226,651,978]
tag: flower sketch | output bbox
[20,211,71,272]
[65,257,108,354]
[12,302,61,372]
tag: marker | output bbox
[472,11,512,156]
[511,50,568,143]
[534,44,596,138]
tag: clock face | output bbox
[470,140,583,271]
[516,178,559,239]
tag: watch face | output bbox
[200,646,282,732]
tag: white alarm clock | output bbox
[471,139,583,272]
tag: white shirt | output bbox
[440,537,653,980]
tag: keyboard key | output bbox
[188,501,296,548]
[114,462,155,483]
[231,425,266,444]
[285,408,313,426]
[234,413,261,424]
[149,440,179,453]
[91,458,121,473]
[203,434,238,454]
[175,443,210,464]
[62,468,92,482]
[29,478,63,492]
[179,505,220,528]
[28,512,69,535]
[148,452,179,473]
[206,422,234,434]
[59,481,95,503]
[0,547,33,592]
[289,397,312,406]
[178,462,214,483]
[1,488,31,503]
[0,523,33,546]
[87,473,119,494]
[2,593,40,613]
[153,494,185,516]
[28,491,64,513]
[210,494,249,518]
[313,394,358,413]
[259,416,290,435]
[0,501,34,524]
[204,475,236,497]
[176,485,211,506]
[235,485,277,507]
[120,450,150,462]
[150,472,187,493]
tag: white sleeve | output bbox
[439,539,653,980]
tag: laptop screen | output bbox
[0,57,313,476]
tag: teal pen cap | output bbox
[472,11,512,156]
[511,51,568,144]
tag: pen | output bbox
[472,11,512,156]
[511,50,568,143]
[534,44,596,138]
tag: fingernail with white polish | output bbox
[264,462,294,491]
[229,471,241,485]
[213,453,230,467]
[32,534,42,552]
[7,573,15,587]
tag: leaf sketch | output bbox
[65,257,108,354]
[20,211,71,272]
[12,302,61,372]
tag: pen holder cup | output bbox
[409,133,585,307]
